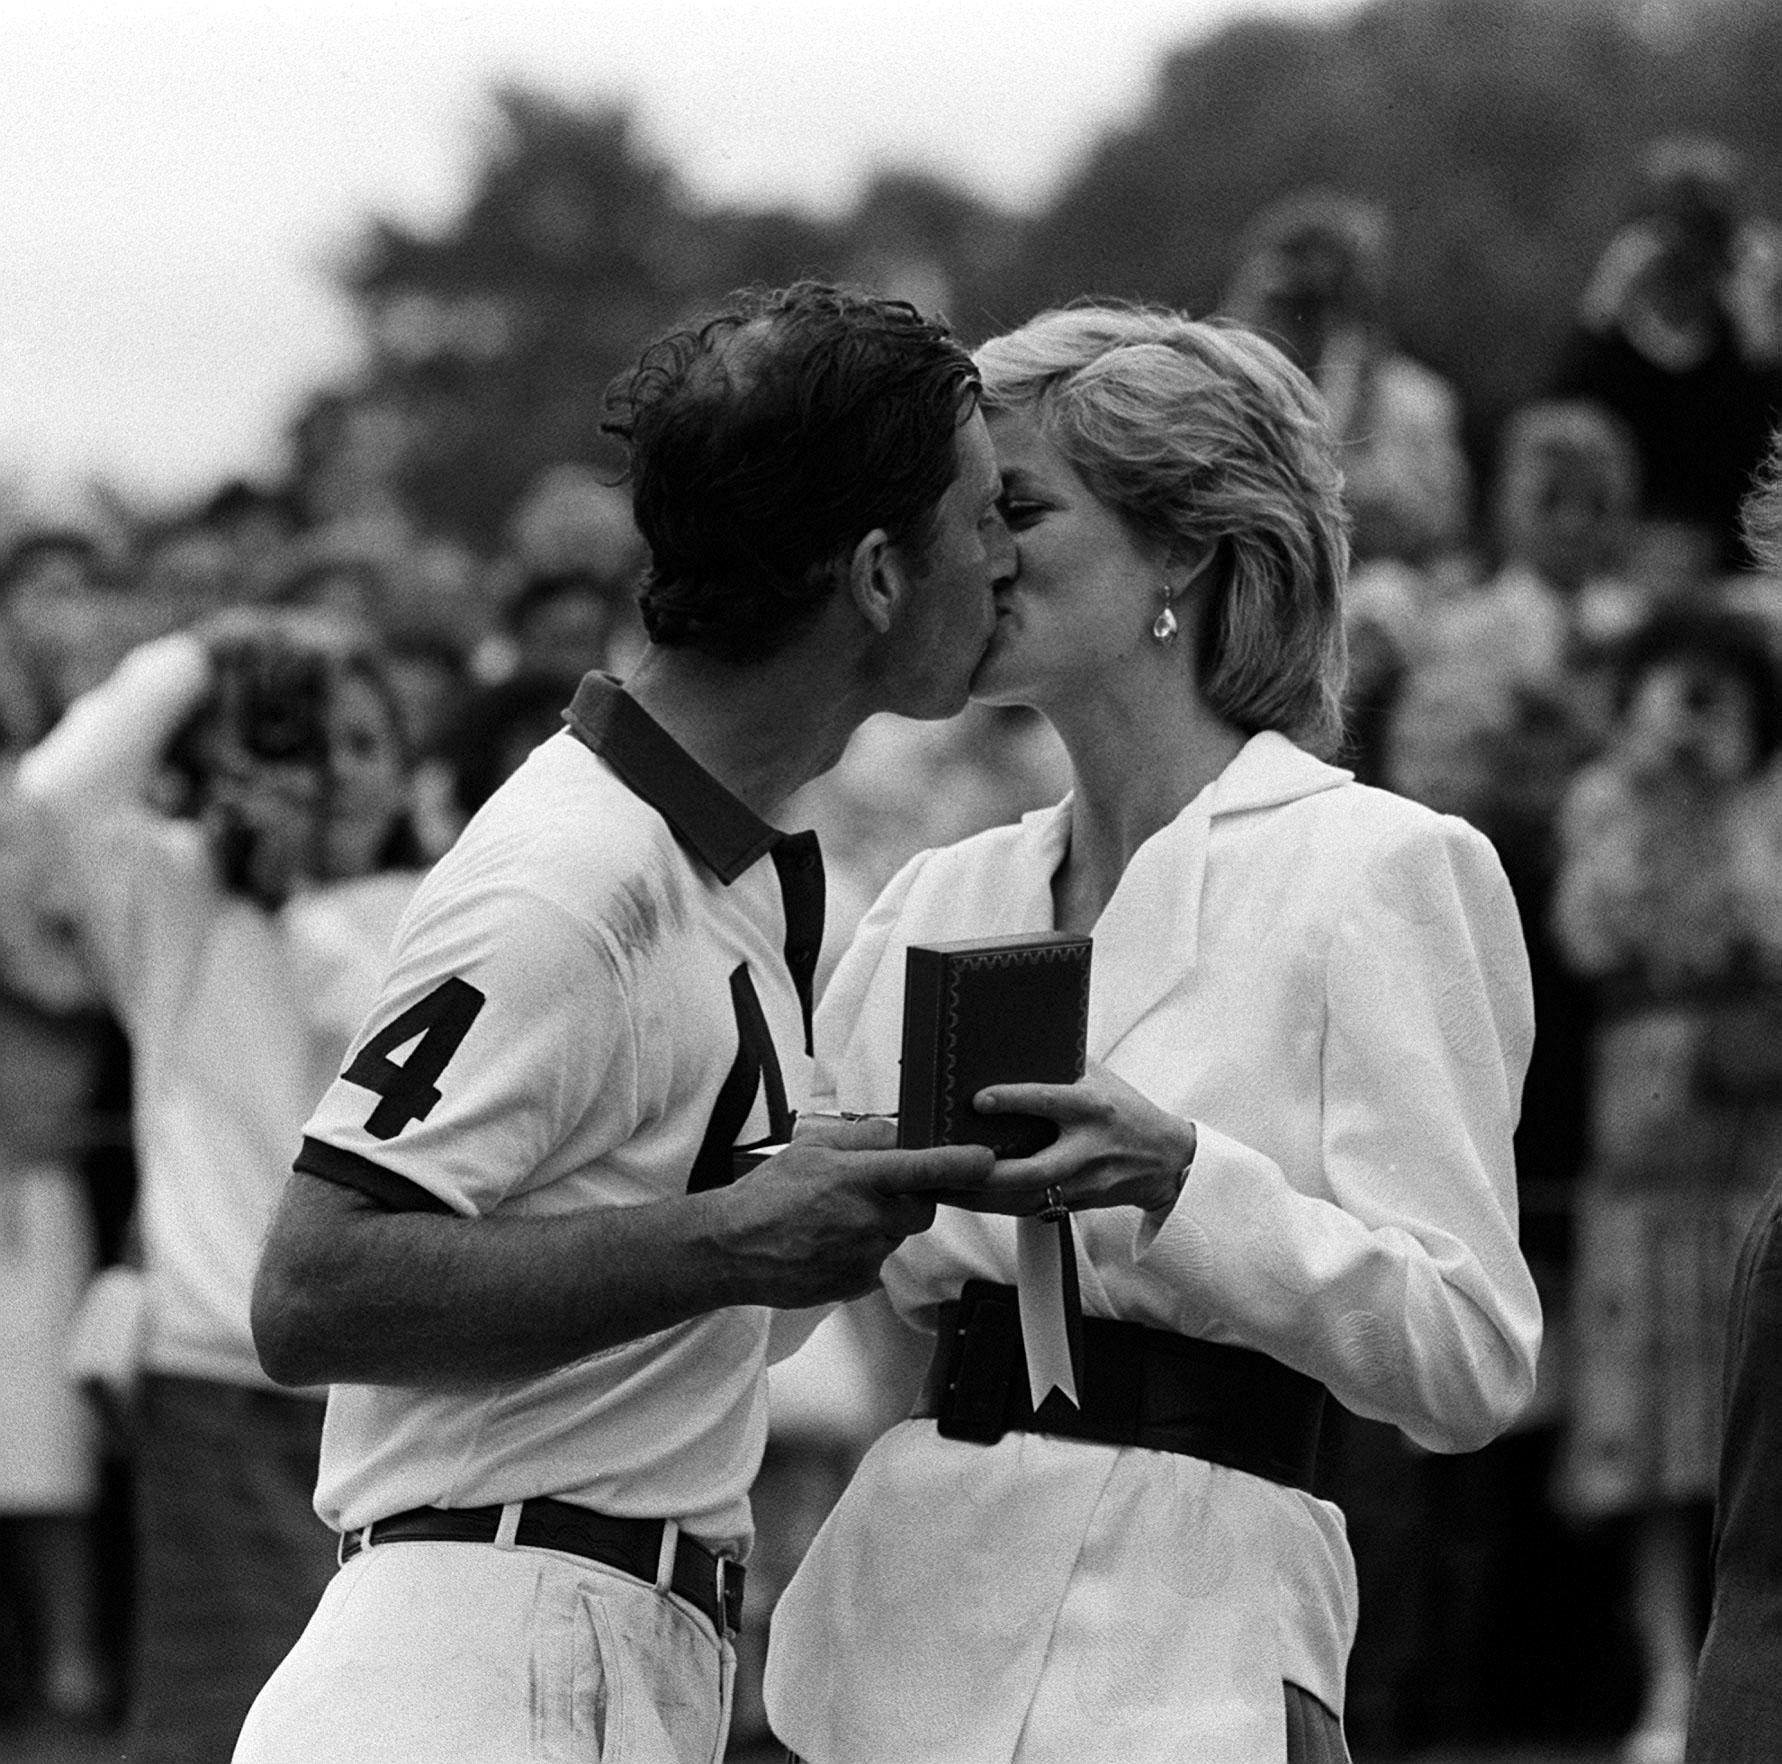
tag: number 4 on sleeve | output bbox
[341,978,487,1140]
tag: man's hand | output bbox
[714,1116,991,1308]
[253,1120,992,1389]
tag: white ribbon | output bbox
[1015,1214,1080,1411]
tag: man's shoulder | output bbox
[415,735,695,952]
[472,730,684,866]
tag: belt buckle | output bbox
[935,1283,1018,1444]
[713,1552,742,1636]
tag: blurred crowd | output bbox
[4,133,1782,1762]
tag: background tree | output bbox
[325,90,845,543]
[316,0,1782,549]
[1006,0,1782,476]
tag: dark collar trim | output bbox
[563,674,781,884]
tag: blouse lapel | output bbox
[960,797,1072,938]
[1086,733,1351,1063]
[1086,790,1214,1061]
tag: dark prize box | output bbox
[896,933,1093,1160]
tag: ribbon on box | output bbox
[1015,1211,1085,1410]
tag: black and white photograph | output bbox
[3,2,1781,1760]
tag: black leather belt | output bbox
[338,1498,744,1636]
[913,1280,1327,1493]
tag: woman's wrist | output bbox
[1145,1119,1197,1215]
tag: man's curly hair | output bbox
[602,282,978,664]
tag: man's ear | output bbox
[846,528,905,635]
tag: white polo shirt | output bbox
[300,676,822,1550]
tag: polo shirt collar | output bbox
[564,674,781,884]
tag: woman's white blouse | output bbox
[766,732,1542,1764]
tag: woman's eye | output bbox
[998,498,1044,530]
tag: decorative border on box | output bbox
[936,943,1092,1136]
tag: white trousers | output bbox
[233,1536,734,1763]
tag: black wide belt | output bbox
[338,1498,743,1636]
[913,1280,1326,1493]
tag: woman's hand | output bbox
[939,1062,1197,1218]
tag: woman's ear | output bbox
[847,528,903,635]
[1165,541,1219,600]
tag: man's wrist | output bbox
[679,1185,756,1310]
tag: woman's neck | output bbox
[1049,694,1247,934]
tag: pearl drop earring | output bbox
[1151,585,1179,645]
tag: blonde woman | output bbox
[766,307,1542,1764]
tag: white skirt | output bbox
[765,1419,1355,1764]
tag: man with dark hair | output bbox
[235,282,1012,1761]
[613,282,990,665]
[1686,428,1782,1764]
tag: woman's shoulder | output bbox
[874,801,1065,905]
[1280,778,1513,913]
[817,806,1066,1045]
[1290,771,1488,850]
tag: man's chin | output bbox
[965,649,1014,708]
[964,625,1008,696]
[902,684,974,724]
[900,627,1002,719]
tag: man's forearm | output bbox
[254,1137,983,1390]
[253,1179,742,1388]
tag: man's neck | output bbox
[620,641,870,824]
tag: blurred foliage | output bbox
[1005,0,1782,474]
[325,0,1782,546]
[330,92,1010,540]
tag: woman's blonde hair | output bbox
[975,305,1350,756]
